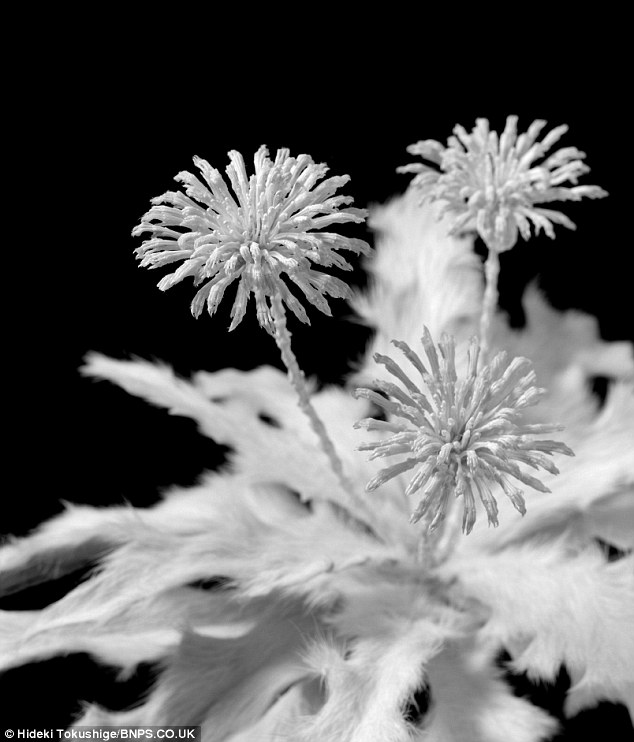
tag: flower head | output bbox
[133,145,370,332]
[398,116,607,251]
[354,328,574,534]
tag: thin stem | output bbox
[416,495,460,566]
[269,294,376,527]
[434,500,463,564]
[479,247,500,364]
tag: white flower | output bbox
[398,116,607,251]
[354,328,574,534]
[133,145,370,331]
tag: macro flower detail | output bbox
[398,116,607,252]
[354,328,574,534]
[133,145,370,332]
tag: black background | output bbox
[2,22,632,737]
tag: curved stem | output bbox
[270,295,376,527]
[479,247,500,365]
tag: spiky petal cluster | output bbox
[133,145,370,332]
[354,329,574,534]
[398,116,607,251]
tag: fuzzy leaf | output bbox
[82,354,405,535]
[443,541,634,717]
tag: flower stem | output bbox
[416,495,460,566]
[479,247,500,364]
[270,294,373,521]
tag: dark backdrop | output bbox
[2,36,632,738]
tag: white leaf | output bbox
[423,641,558,742]
[444,541,634,717]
